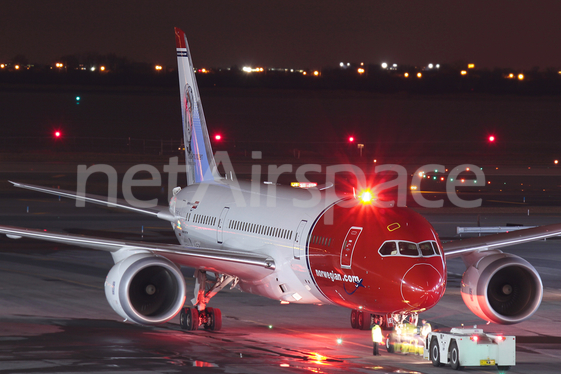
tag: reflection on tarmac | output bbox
[1,169,561,373]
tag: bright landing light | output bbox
[358,190,374,203]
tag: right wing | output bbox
[0,225,275,281]
[442,222,561,259]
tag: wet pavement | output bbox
[1,165,561,373]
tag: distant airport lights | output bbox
[242,66,264,73]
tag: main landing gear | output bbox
[350,310,389,330]
[179,306,222,331]
[179,269,237,332]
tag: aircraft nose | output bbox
[401,264,445,310]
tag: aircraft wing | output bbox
[0,225,275,281]
[442,222,561,258]
[9,181,175,222]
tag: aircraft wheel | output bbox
[181,307,199,330]
[350,310,359,329]
[204,307,222,331]
[450,341,461,370]
[430,337,443,367]
[358,312,371,330]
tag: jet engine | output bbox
[460,251,542,324]
[104,253,186,325]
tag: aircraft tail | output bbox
[175,27,220,185]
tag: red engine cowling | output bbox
[105,253,186,325]
[460,251,542,324]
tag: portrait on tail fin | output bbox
[183,83,194,164]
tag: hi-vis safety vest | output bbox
[372,325,383,343]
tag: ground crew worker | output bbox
[420,319,432,338]
[372,324,383,356]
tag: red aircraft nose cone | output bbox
[401,264,444,309]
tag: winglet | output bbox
[175,27,220,185]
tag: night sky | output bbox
[2,0,561,70]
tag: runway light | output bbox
[555,160,559,165]
[54,130,62,138]
[313,70,320,76]
[468,64,475,69]
[488,135,495,142]
[381,62,388,69]
[417,72,422,78]
[518,73,524,80]
[404,72,409,78]
[357,68,365,74]
[461,70,467,75]
[155,65,163,71]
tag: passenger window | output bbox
[399,242,419,256]
[379,241,397,256]
[419,242,435,256]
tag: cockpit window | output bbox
[378,240,440,257]
[398,241,419,256]
[379,241,397,256]
[432,242,441,255]
[419,241,435,256]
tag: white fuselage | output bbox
[169,179,343,305]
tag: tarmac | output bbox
[0,162,560,373]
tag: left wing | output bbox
[442,222,561,258]
[9,181,175,222]
[0,225,275,281]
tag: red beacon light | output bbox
[54,131,62,138]
[214,134,222,141]
[488,135,496,142]
[348,136,355,143]
[470,335,479,342]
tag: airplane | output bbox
[1,27,561,332]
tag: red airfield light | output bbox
[54,130,62,138]
[348,136,355,143]
[488,135,496,142]
[214,134,222,141]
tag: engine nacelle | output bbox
[105,253,186,325]
[461,251,542,324]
